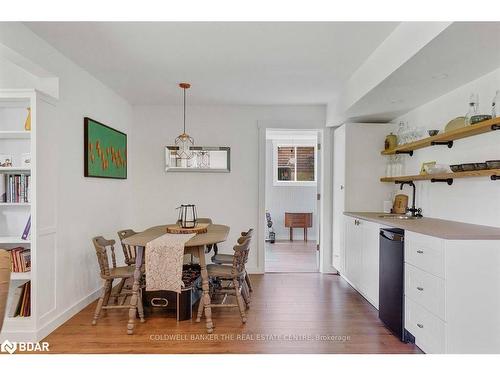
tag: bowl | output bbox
[475,162,488,170]
[424,164,450,174]
[450,164,463,172]
[427,130,439,137]
[461,163,476,171]
[470,115,492,125]
[486,160,500,169]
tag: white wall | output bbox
[131,105,325,272]
[265,139,317,240]
[393,67,500,226]
[0,23,134,338]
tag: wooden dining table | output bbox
[122,224,230,334]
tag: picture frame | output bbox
[21,153,31,168]
[84,117,127,179]
[0,154,13,167]
[165,146,230,173]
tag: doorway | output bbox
[264,129,320,273]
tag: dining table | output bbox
[122,223,230,334]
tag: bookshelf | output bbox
[0,89,57,342]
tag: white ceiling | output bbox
[344,22,500,122]
[24,22,398,105]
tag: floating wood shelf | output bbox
[381,117,500,155]
[381,168,500,183]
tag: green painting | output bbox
[84,117,127,179]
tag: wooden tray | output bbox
[166,223,209,234]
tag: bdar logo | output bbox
[1,340,17,354]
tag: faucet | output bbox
[398,181,423,217]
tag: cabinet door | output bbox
[361,222,380,308]
[344,217,362,288]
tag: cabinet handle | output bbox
[417,287,424,291]
[416,250,424,254]
[417,323,424,329]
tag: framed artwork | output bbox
[84,117,127,179]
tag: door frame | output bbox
[257,122,336,274]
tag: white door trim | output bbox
[256,122,336,274]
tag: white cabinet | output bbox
[343,215,380,308]
[405,231,500,353]
[332,123,393,272]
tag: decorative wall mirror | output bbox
[165,146,231,172]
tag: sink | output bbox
[377,214,422,220]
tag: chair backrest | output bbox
[92,236,117,278]
[232,237,251,275]
[117,229,137,266]
[197,218,213,224]
[237,228,254,244]
[241,228,254,238]
[0,249,10,333]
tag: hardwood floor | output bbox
[265,240,318,272]
[43,273,421,354]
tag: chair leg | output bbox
[92,280,111,325]
[137,288,145,323]
[114,278,126,304]
[196,295,204,322]
[233,278,247,323]
[101,280,113,315]
[241,278,251,309]
[245,271,253,293]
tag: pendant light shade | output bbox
[175,82,194,159]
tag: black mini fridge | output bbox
[379,228,405,341]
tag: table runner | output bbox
[145,233,195,293]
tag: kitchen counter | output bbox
[344,212,500,240]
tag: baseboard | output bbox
[36,287,102,341]
[271,236,317,241]
[246,266,264,274]
[0,329,37,342]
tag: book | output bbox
[21,215,31,240]
[8,247,31,272]
[2,174,31,203]
[8,283,25,318]
[0,174,5,202]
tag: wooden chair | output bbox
[0,249,10,333]
[211,229,254,294]
[117,229,138,266]
[201,236,252,325]
[91,236,144,326]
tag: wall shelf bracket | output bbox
[491,125,500,131]
[395,150,414,156]
[430,140,454,148]
[394,180,413,185]
[491,175,500,181]
[431,178,453,185]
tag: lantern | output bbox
[177,204,197,228]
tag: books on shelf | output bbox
[9,247,31,272]
[21,215,31,240]
[1,174,31,203]
[8,281,31,318]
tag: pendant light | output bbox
[175,82,194,159]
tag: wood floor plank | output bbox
[265,240,318,272]
[42,273,421,354]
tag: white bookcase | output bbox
[0,89,57,341]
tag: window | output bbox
[273,142,317,186]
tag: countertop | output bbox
[344,212,500,240]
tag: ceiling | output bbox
[345,22,500,122]
[24,22,398,105]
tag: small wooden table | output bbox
[122,224,229,334]
[285,212,312,241]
